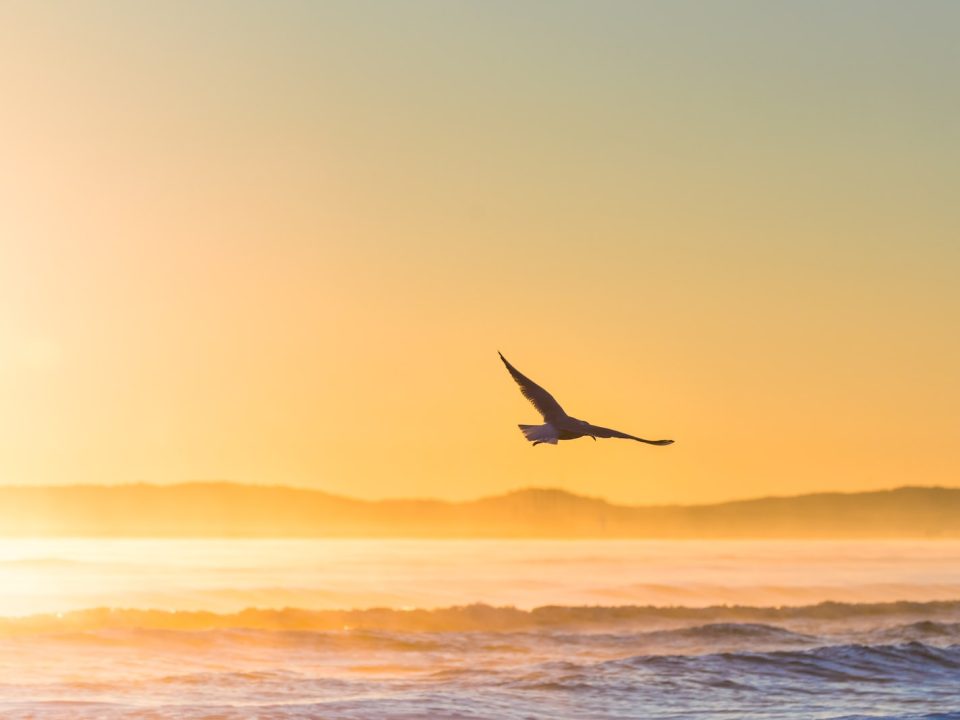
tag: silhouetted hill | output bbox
[0,483,958,538]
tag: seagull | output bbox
[499,352,674,447]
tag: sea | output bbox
[1,539,960,719]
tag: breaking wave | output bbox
[6,599,960,635]
[4,603,960,719]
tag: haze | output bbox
[1,1,958,504]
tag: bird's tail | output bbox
[518,423,558,445]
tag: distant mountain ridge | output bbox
[1,483,959,538]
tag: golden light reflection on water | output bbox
[3,539,960,619]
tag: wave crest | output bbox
[5,599,960,635]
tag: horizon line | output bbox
[2,481,958,509]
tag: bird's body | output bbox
[499,352,674,447]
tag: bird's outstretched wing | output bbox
[498,352,566,422]
[582,422,674,446]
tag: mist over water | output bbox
[3,540,960,719]
[5,539,960,616]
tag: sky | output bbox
[0,1,958,505]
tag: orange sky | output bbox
[1,2,958,504]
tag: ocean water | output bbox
[2,540,960,719]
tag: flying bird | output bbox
[499,352,674,447]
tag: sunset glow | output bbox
[2,2,958,506]
[3,4,960,719]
